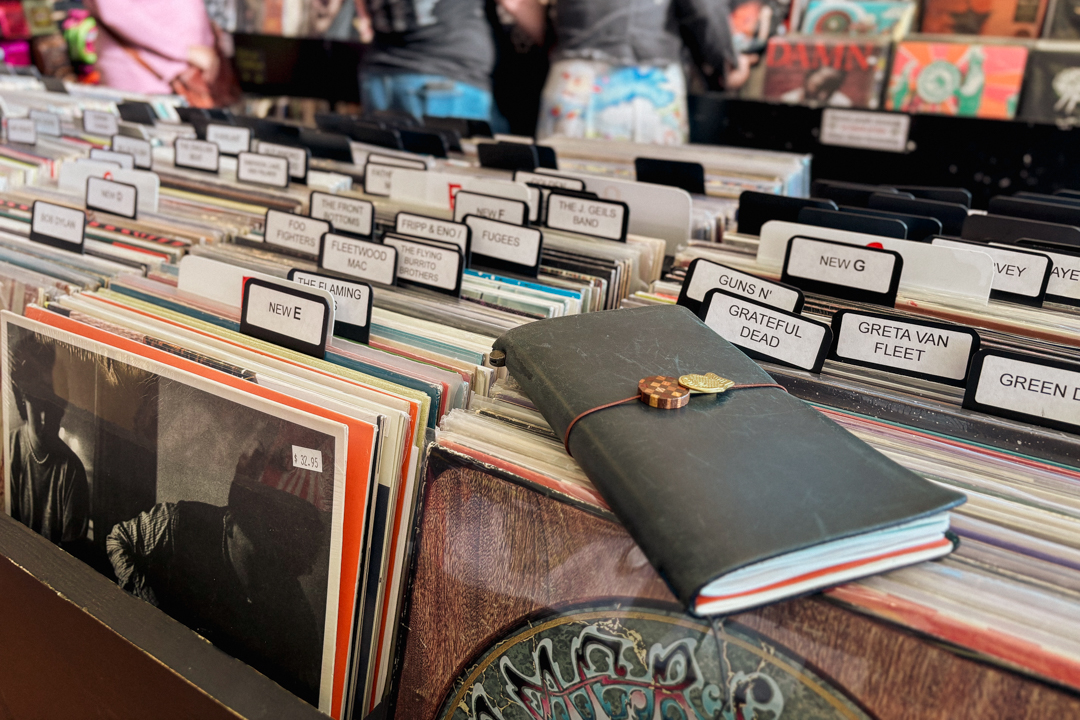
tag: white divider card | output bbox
[513,170,585,191]
[757,221,995,305]
[174,138,220,172]
[206,124,252,155]
[452,190,527,225]
[677,257,804,315]
[1014,241,1080,306]
[364,162,396,196]
[240,278,333,359]
[319,232,397,286]
[965,350,1080,433]
[367,153,427,170]
[6,117,35,144]
[29,110,61,137]
[59,161,161,213]
[700,288,831,373]
[85,176,138,219]
[30,201,85,253]
[82,110,119,136]
[310,192,374,237]
[288,268,373,344]
[933,237,1051,306]
[111,135,153,169]
[262,209,330,257]
[394,212,470,255]
[383,234,463,296]
[782,236,903,306]
[237,151,289,188]
[89,148,135,169]
[255,141,309,184]
[545,192,629,241]
[829,310,979,386]
[462,215,543,277]
[77,157,120,169]
[179,255,280,309]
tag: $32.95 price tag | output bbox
[291,445,323,472]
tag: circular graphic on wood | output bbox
[436,606,874,720]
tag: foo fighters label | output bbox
[262,209,330,257]
[700,288,831,373]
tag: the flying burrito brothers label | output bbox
[383,234,463,295]
[700,288,831,372]
[830,310,979,385]
[319,232,397,286]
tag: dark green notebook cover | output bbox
[493,305,965,610]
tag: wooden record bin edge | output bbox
[0,513,328,720]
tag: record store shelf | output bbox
[0,514,327,720]
[689,95,1080,210]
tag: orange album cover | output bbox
[921,0,1050,37]
[24,306,376,719]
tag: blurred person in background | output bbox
[537,0,754,145]
[356,0,544,123]
[88,0,237,107]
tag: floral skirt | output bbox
[536,59,689,145]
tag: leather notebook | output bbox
[493,305,965,615]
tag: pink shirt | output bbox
[88,0,215,94]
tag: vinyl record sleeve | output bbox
[762,35,890,108]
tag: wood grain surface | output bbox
[392,455,1080,719]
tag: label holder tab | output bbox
[174,138,220,173]
[85,176,138,219]
[700,288,832,373]
[319,232,398,286]
[237,151,290,188]
[829,309,980,386]
[782,235,903,306]
[677,257,805,315]
[964,349,1080,434]
[30,200,86,253]
[288,268,373,344]
[462,214,543,277]
[310,191,374,238]
[262,209,329,258]
[240,278,331,359]
[545,191,629,242]
[383,234,463,297]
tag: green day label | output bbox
[965,350,1080,433]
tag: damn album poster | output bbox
[762,36,890,109]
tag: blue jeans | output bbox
[360,73,493,122]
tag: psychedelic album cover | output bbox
[800,0,917,37]
[920,0,1049,37]
[1019,41,1080,122]
[1044,0,1080,38]
[885,40,1029,118]
[1,312,346,711]
[762,35,890,108]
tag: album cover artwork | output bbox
[1019,43,1080,122]
[920,0,1049,37]
[800,0,916,37]
[762,36,890,108]
[730,0,794,54]
[1,312,345,709]
[1045,0,1080,39]
[885,40,1029,118]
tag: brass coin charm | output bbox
[638,375,690,409]
[679,372,735,394]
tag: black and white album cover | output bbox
[1,312,347,710]
[1020,41,1080,124]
